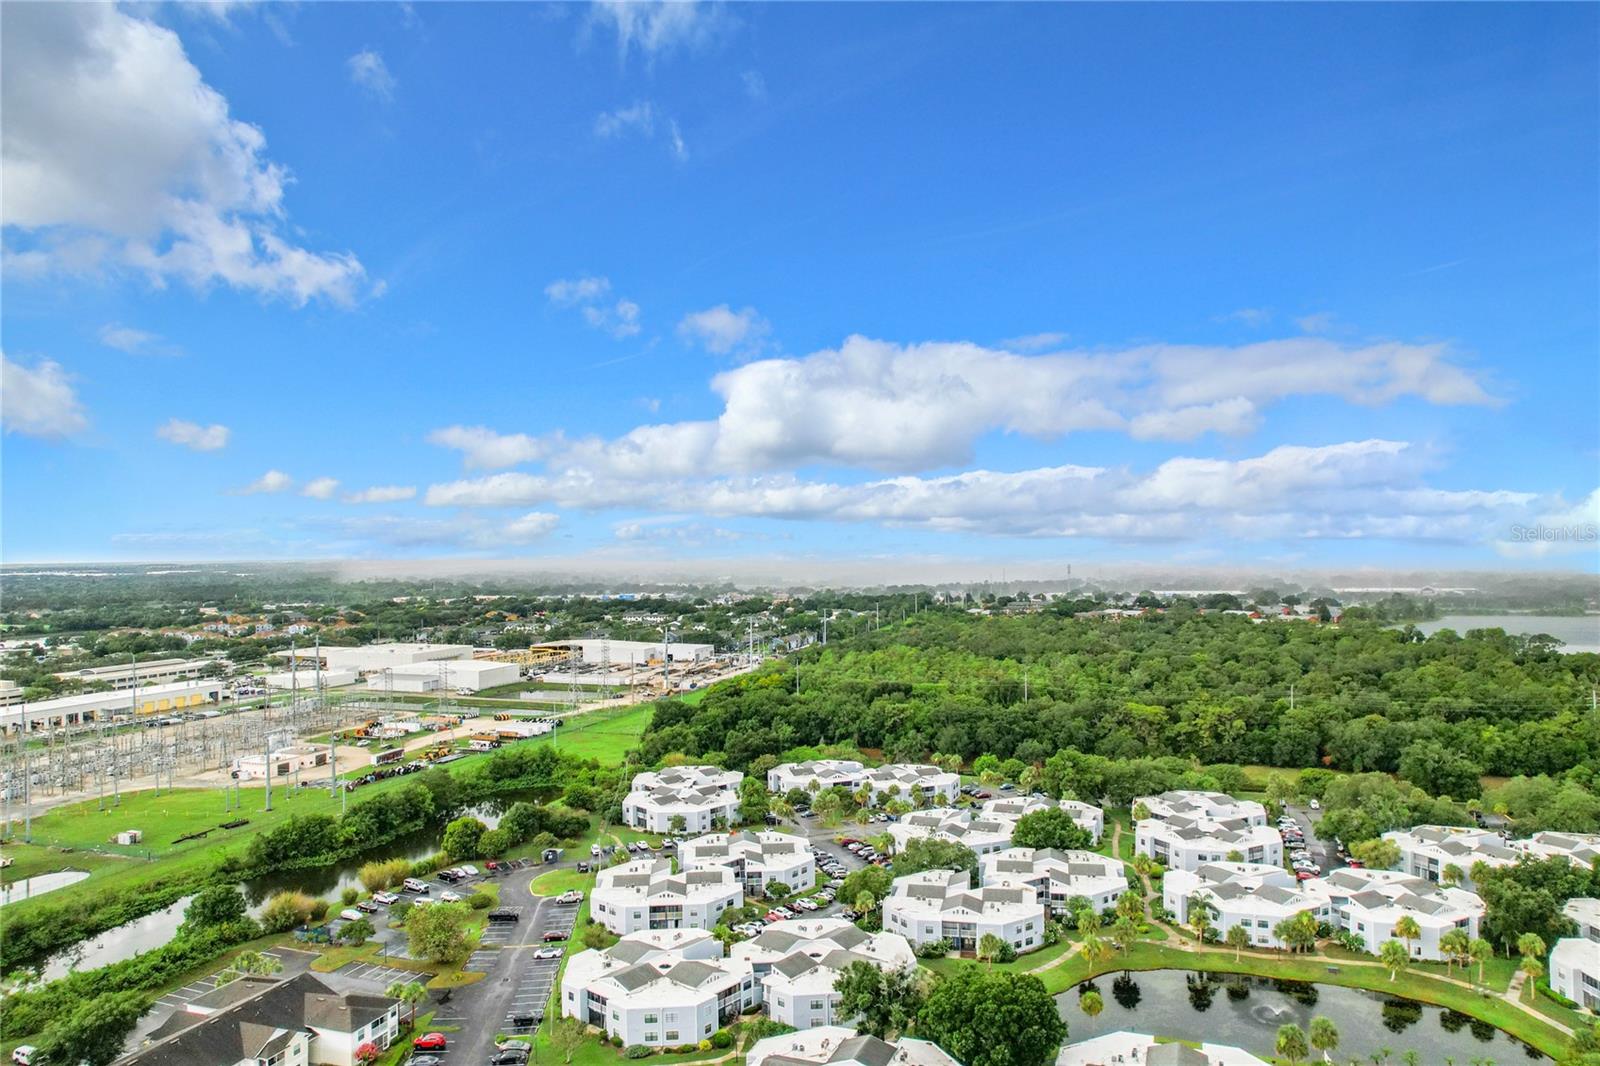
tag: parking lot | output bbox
[501,893,580,1036]
[1282,803,1344,876]
[337,960,419,986]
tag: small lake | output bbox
[1407,614,1600,655]
[38,790,552,978]
[0,870,90,908]
[1058,970,1547,1063]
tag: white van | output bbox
[402,878,430,894]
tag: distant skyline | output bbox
[2,2,1596,569]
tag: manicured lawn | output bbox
[1324,943,1516,992]
[532,703,655,764]
[0,841,129,886]
[1525,980,1596,1033]
[530,867,596,897]
[1033,941,1570,1057]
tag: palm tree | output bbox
[1521,955,1544,983]
[1309,1016,1339,1062]
[386,980,428,1026]
[1187,896,1216,944]
[1276,1023,1309,1065]
[1440,863,1464,888]
[1116,889,1143,922]
[1111,914,1138,956]
[1225,924,1252,960]
[1078,928,1113,971]
[1393,915,1421,959]
[1079,989,1104,1020]
[1517,932,1546,965]
[1131,802,1151,822]
[1468,937,1494,986]
[1379,939,1410,982]
[1439,928,1470,977]
[977,933,1006,970]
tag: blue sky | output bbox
[2,1,1596,573]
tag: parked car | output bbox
[373,891,399,904]
[439,890,462,903]
[11,1047,35,1066]
[402,878,430,893]
[556,890,584,905]
[532,945,564,960]
[542,930,567,942]
[408,1057,443,1066]
[339,908,363,922]
[497,1038,533,1052]
[1309,799,1320,810]
[488,909,522,923]
[490,1051,530,1065]
[413,1033,448,1051]
[356,900,380,913]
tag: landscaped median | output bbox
[1031,941,1572,1058]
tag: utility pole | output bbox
[22,724,31,843]
[662,628,672,696]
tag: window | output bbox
[645,1033,658,1043]
[810,1000,825,1010]
[644,1014,659,1024]
[666,1031,680,1041]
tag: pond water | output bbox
[0,869,90,907]
[1406,614,1600,655]
[1057,970,1548,1063]
[38,790,553,978]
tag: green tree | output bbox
[1078,988,1103,1019]
[235,950,282,977]
[1468,937,1494,985]
[1350,838,1401,870]
[1111,915,1139,955]
[833,959,924,1039]
[35,990,149,1066]
[441,815,486,860]
[1078,926,1113,970]
[259,890,317,933]
[916,967,1067,1066]
[407,900,471,963]
[1518,931,1547,963]
[1225,923,1252,960]
[841,864,894,907]
[1276,1022,1309,1065]
[1398,740,1483,800]
[1393,914,1422,957]
[549,1015,587,1064]
[1309,1016,1339,1060]
[739,776,771,824]
[340,917,376,945]
[183,885,247,930]
[386,980,428,1025]
[893,837,979,879]
[977,933,1007,969]
[765,881,792,900]
[1009,808,1091,851]
[1439,928,1470,977]
[1379,939,1410,982]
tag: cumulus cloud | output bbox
[589,0,717,61]
[326,511,558,550]
[345,484,417,504]
[1,354,88,439]
[240,469,292,494]
[347,49,396,100]
[301,477,340,500]
[155,418,229,451]
[423,438,1545,545]
[677,304,769,356]
[1,4,365,305]
[427,425,549,469]
[545,275,641,338]
[999,332,1067,352]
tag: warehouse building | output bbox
[264,668,360,690]
[2,679,225,733]
[533,638,717,664]
[279,642,475,674]
[53,657,212,690]
[363,658,520,693]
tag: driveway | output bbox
[1283,803,1343,876]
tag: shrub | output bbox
[478,827,513,856]
[310,899,330,922]
[465,891,493,910]
[390,900,412,924]
[698,1039,713,1052]
[260,891,318,933]
[711,1030,733,1049]
[341,887,360,906]
[625,1043,652,1058]
[359,858,414,892]
[915,939,952,959]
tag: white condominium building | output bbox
[1550,938,1600,1011]
[1564,898,1600,942]
[888,808,1016,857]
[767,760,960,805]
[980,847,1128,915]
[560,928,757,1047]
[1518,831,1600,868]
[731,918,916,1030]
[591,857,743,935]
[679,831,816,898]
[1058,1032,1269,1066]
[1382,825,1520,889]
[1133,791,1279,872]
[747,1027,963,1066]
[978,796,1105,844]
[623,765,744,833]
[1321,868,1484,959]
[882,868,1048,955]
[1163,863,1334,948]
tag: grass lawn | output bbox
[1032,941,1571,1057]
[1323,943,1516,992]
[1525,980,1596,1033]
[0,841,130,886]
[530,867,596,896]
[533,703,655,764]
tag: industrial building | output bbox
[52,656,211,690]
[263,668,360,690]
[2,679,226,734]
[533,638,716,664]
[278,642,475,674]
[233,744,330,780]
[362,658,520,694]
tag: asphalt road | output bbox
[1282,803,1344,875]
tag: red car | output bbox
[542,930,567,942]
[414,1033,448,1051]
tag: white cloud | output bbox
[1219,308,1272,327]
[422,437,1549,545]
[428,425,548,469]
[345,484,418,504]
[668,119,688,162]
[240,469,292,494]
[502,511,561,542]
[347,49,396,100]
[594,102,655,138]
[544,275,612,306]
[1,354,88,439]
[544,275,642,338]
[155,418,229,451]
[324,511,558,551]
[1127,398,1259,441]
[999,332,1067,352]
[301,476,340,500]
[677,304,769,356]
[99,323,161,354]
[1296,311,1337,334]
[589,0,717,61]
[1,4,365,305]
